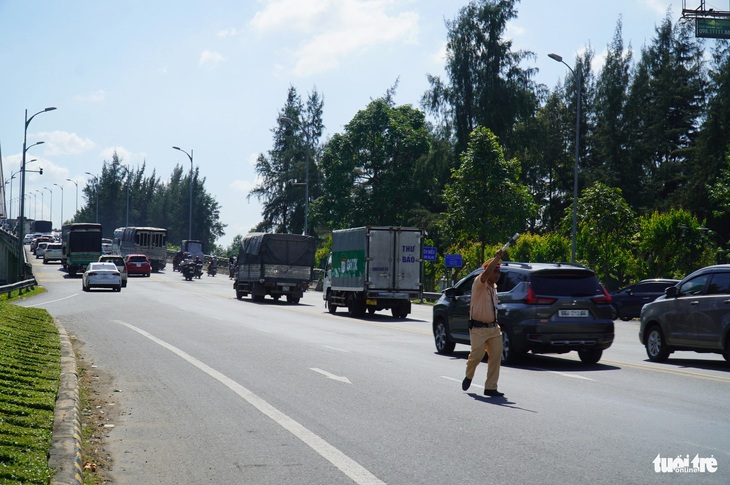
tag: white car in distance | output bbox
[82,262,122,292]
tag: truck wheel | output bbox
[236,290,244,300]
[327,296,337,314]
[347,295,366,317]
[391,307,408,319]
[252,294,265,302]
[287,295,300,304]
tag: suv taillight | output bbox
[524,285,557,305]
[591,286,612,304]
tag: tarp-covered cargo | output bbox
[238,233,315,266]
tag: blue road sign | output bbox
[444,254,463,268]
[423,246,437,262]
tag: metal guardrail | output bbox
[0,277,38,298]
[422,291,442,301]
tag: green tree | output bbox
[570,182,637,289]
[312,97,431,229]
[422,0,539,156]
[638,208,716,279]
[508,232,570,263]
[250,86,324,235]
[76,154,224,251]
[589,19,636,200]
[694,42,730,242]
[624,15,706,211]
[442,126,535,261]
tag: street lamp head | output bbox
[172,146,181,150]
[548,53,563,62]
[44,107,57,113]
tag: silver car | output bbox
[639,264,730,363]
[43,243,64,264]
[82,262,122,292]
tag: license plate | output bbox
[559,309,589,318]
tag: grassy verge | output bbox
[0,295,60,484]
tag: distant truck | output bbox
[323,226,424,318]
[182,240,205,259]
[234,233,315,304]
[62,223,103,276]
[30,220,53,235]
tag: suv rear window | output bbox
[129,256,147,262]
[530,271,603,297]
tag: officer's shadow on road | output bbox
[467,393,537,413]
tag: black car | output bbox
[433,262,615,364]
[610,279,679,321]
[639,265,730,363]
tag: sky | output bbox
[0,0,719,248]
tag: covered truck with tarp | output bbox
[234,233,316,304]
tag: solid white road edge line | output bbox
[114,320,385,485]
[24,293,79,307]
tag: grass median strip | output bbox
[0,300,60,485]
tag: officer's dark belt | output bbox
[469,319,498,328]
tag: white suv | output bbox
[43,243,64,263]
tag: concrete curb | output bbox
[49,321,84,485]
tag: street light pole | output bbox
[548,53,581,264]
[85,172,99,223]
[17,107,55,279]
[172,147,194,241]
[66,179,78,221]
[54,183,64,227]
[44,186,53,228]
[278,116,310,236]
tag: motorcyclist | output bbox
[194,256,203,278]
[229,256,237,279]
[207,256,218,276]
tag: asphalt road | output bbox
[26,257,730,484]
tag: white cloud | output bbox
[72,90,106,103]
[199,50,226,67]
[230,178,256,193]
[99,146,147,165]
[36,131,96,157]
[217,27,238,38]
[251,0,420,76]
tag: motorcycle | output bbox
[194,262,203,279]
[180,261,196,281]
[207,264,217,277]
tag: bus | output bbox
[62,223,103,276]
[113,226,168,272]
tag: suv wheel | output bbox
[433,319,455,355]
[645,325,670,362]
[501,328,523,364]
[578,349,603,364]
[723,339,730,363]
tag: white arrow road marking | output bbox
[114,320,383,485]
[311,368,352,384]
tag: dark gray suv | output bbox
[639,264,730,363]
[432,262,615,364]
